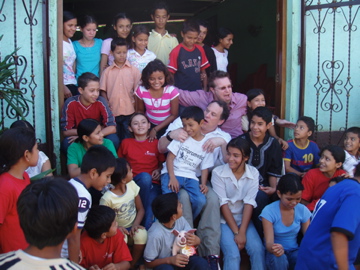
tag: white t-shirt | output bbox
[25,151,49,178]
[343,150,360,177]
[212,48,228,72]
[63,39,77,85]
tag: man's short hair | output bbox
[346,126,360,138]
[78,72,99,89]
[81,145,116,175]
[111,37,128,52]
[151,1,170,15]
[182,19,200,34]
[17,177,78,249]
[251,106,272,124]
[208,70,230,89]
[152,193,179,223]
[180,106,204,124]
[208,100,230,123]
[84,205,116,239]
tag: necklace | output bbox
[149,88,165,111]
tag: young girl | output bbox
[100,13,132,74]
[100,158,147,270]
[212,27,234,72]
[67,118,117,178]
[301,144,346,211]
[0,128,39,253]
[73,15,103,78]
[135,59,179,139]
[127,24,156,73]
[260,174,311,270]
[118,113,165,229]
[10,120,52,178]
[63,11,78,98]
[212,138,265,270]
[242,88,295,150]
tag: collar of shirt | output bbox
[222,163,257,182]
[109,59,131,69]
[129,49,150,57]
[151,29,171,38]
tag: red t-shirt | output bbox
[118,138,165,183]
[0,172,30,253]
[79,229,132,269]
[301,168,346,211]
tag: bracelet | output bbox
[166,131,173,142]
[233,231,239,236]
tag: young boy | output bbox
[100,37,141,143]
[148,1,179,65]
[160,106,214,220]
[238,106,283,237]
[0,177,85,269]
[62,145,116,263]
[343,126,360,177]
[284,116,320,177]
[144,193,210,270]
[79,205,132,269]
[168,19,209,91]
[60,72,118,152]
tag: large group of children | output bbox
[0,1,359,270]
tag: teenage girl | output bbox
[118,113,165,229]
[135,59,179,140]
[212,138,265,270]
[0,128,39,253]
[73,15,103,78]
[243,88,296,150]
[100,13,132,74]
[260,174,311,270]
[212,27,234,72]
[301,144,346,211]
[127,24,156,73]
[67,118,117,178]
[63,11,78,98]
[10,120,52,178]
[100,158,147,270]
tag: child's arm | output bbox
[269,125,288,150]
[103,262,130,270]
[199,168,209,194]
[63,84,73,99]
[185,233,201,247]
[262,218,284,257]
[145,255,190,269]
[68,228,82,263]
[259,176,277,196]
[220,203,243,247]
[301,219,310,235]
[284,160,305,177]
[100,54,108,76]
[201,70,208,91]
[235,204,253,250]
[166,152,180,193]
[100,90,108,101]
[135,95,145,113]
[331,231,349,270]
[68,164,80,179]
[130,195,145,236]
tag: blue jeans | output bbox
[266,249,298,270]
[220,222,265,270]
[161,173,206,220]
[153,255,210,270]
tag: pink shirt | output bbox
[135,85,179,125]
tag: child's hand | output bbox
[275,118,296,129]
[103,263,117,270]
[67,135,78,144]
[152,169,161,181]
[202,137,226,153]
[170,254,189,267]
[119,226,129,236]
[63,85,72,99]
[130,224,145,236]
[199,184,208,194]
[234,231,247,250]
[89,265,101,270]
[149,128,157,142]
[278,138,289,150]
[271,243,284,257]
[169,177,180,193]
[259,185,276,196]
[340,172,351,178]
[185,232,198,246]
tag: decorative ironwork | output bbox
[0,0,6,22]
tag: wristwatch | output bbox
[166,131,173,142]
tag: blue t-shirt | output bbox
[283,139,320,172]
[73,38,102,78]
[296,179,360,270]
[260,200,311,250]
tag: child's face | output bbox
[181,31,199,49]
[85,125,104,146]
[149,70,165,91]
[181,118,202,138]
[294,120,312,140]
[106,219,118,238]
[113,18,132,39]
[78,80,100,105]
[129,114,150,136]
[81,23,97,41]
[226,146,248,172]
[151,9,169,30]
[319,150,342,174]
[132,33,149,52]
[27,143,39,167]
[123,165,133,184]
[63,18,77,39]
[247,94,265,111]
[94,167,114,191]
[277,191,302,210]
[197,25,208,44]
[344,132,360,155]
[219,34,234,50]
[112,45,128,65]
[249,115,272,139]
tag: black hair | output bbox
[77,72,100,89]
[355,163,360,177]
[208,70,231,89]
[17,177,78,249]
[0,128,36,174]
[226,138,251,159]
[245,88,265,122]
[111,12,132,40]
[129,112,150,127]
[81,145,116,175]
[297,116,315,134]
[180,106,204,124]
[63,11,76,23]
[152,193,178,223]
[132,24,150,39]
[182,19,200,34]
[277,174,304,195]
[319,145,345,164]
[196,19,209,30]
[208,100,230,123]
[251,106,272,125]
[329,176,345,185]
[151,1,170,15]
[10,120,35,132]
[110,37,128,52]
[84,205,116,239]
[214,27,233,46]
[75,118,100,143]
[111,158,130,186]
[345,126,360,138]
[141,59,173,89]
[78,14,97,28]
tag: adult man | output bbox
[177,70,247,138]
[158,100,231,270]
